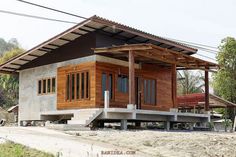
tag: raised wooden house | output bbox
[0,16,218,129]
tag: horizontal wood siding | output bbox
[57,62,96,110]
[95,62,174,111]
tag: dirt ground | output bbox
[0,127,146,157]
[1,127,236,157]
[66,130,236,157]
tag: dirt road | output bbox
[0,127,146,157]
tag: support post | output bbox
[104,90,109,109]
[121,119,127,130]
[172,64,177,108]
[205,67,209,112]
[135,121,141,127]
[165,121,170,131]
[129,50,135,105]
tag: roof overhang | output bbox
[0,15,198,73]
[93,43,218,72]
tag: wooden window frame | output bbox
[51,77,56,93]
[37,77,56,96]
[42,79,47,94]
[38,79,42,95]
[65,70,90,102]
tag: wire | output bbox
[165,37,220,56]
[16,0,221,58]
[3,1,220,62]
[188,45,218,54]
[17,0,88,20]
[166,37,218,50]
[195,53,216,61]
[0,9,78,24]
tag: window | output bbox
[52,77,56,93]
[38,77,56,95]
[117,75,128,93]
[66,71,89,101]
[38,80,42,94]
[109,74,113,99]
[71,74,75,100]
[102,73,107,99]
[102,72,114,99]
[86,72,89,98]
[42,79,46,94]
[66,74,70,100]
[47,78,51,93]
[81,73,85,99]
[76,73,80,99]
[144,79,156,105]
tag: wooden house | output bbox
[0,16,218,129]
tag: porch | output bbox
[93,43,218,113]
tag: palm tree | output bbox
[177,70,204,95]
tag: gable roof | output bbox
[0,15,198,73]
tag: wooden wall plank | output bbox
[95,62,173,111]
[57,61,96,110]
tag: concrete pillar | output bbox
[104,90,109,109]
[121,119,127,130]
[135,121,141,127]
[99,121,104,128]
[165,121,170,131]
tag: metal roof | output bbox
[0,15,198,73]
[177,93,236,108]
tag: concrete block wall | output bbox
[18,55,97,121]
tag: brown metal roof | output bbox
[0,15,198,73]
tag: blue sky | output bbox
[1,0,236,62]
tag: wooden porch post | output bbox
[172,64,177,108]
[129,50,135,105]
[205,67,209,112]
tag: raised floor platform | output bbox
[40,108,210,125]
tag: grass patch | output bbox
[0,141,54,157]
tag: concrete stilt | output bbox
[165,121,170,131]
[135,121,141,127]
[121,119,127,130]
[98,121,104,128]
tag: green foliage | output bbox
[208,121,215,131]
[0,48,24,64]
[0,39,24,109]
[213,37,236,122]
[0,38,19,56]
[213,37,236,102]
[0,141,54,157]
[177,70,204,95]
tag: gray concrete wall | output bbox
[18,55,138,122]
[18,55,97,121]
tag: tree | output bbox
[0,38,19,56]
[177,70,204,95]
[213,37,236,123]
[0,41,23,108]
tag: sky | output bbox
[0,0,236,63]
